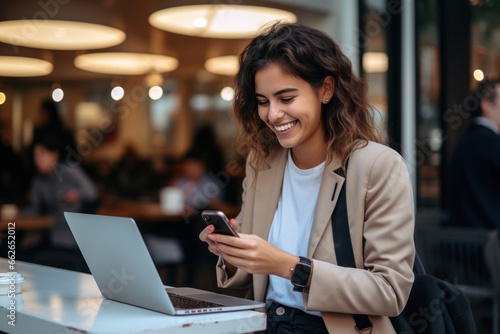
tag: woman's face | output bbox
[255,63,327,154]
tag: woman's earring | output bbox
[325,99,329,103]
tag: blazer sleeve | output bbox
[216,156,254,289]
[303,149,415,316]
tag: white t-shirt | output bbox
[266,150,325,316]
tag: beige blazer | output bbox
[216,142,415,334]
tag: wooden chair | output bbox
[415,225,499,334]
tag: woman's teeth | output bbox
[274,121,296,132]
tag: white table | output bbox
[0,259,266,334]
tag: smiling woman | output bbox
[199,22,415,334]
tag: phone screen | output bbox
[201,210,239,237]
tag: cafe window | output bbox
[360,0,389,134]
[470,0,500,84]
[416,0,441,207]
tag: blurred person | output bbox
[32,98,76,153]
[0,123,26,204]
[449,80,500,231]
[170,125,228,214]
[190,125,225,176]
[199,23,415,333]
[26,98,77,181]
[22,134,98,249]
[167,138,227,288]
[110,144,155,199]
[449,81,500,292]
[170,148,224,214]
[189,125,244,215]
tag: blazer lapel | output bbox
[253,148,288,239]
[308,158,344,259]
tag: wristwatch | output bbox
[291,256,312,292]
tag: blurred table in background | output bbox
[97,200,187,223]
[0,216,53,231]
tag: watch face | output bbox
[291,261,311,287]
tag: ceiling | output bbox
[0,0,304,85]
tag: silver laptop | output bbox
[64,212,265,315]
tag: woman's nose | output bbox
[268,103,285,124]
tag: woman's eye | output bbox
[257,100,269,106]
[282,97,294,103]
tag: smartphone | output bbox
[201,210,239,237]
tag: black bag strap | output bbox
[331,169,373,333]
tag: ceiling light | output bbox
[362,52,388,73]
[74,53,179,75]
[205,55,239,76]
[0,56,53,77]
[52,88,64,102]
[220,87,235,101]
[111,86,125,101]
[149,86,163,100]
[0,20,125,50]
[149,5,296,38]
[473,69,484,81]
[0,92,6,105]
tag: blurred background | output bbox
[0,0,499,332]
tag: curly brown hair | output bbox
[233,22,384,170]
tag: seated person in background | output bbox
[28,98,77,179]
[168,148,227,288]
[110,143,156,199]
[449,80,500,231]
[170,148,224,215]
[174,125,242,217]
[22,134,98,249]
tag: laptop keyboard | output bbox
[167,292,224,309]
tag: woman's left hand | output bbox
[208,221,299,279]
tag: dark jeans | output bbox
[260,302,329,334]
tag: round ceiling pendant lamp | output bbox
[204,55,239,76]
[149,4,296,38]
[74,52,179,75]
[0,20,125,50]
[0,0,126,50]
[0,56,53,77]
